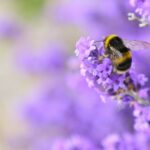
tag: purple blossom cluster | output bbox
[133,104,150,132]
[102,132,150,150]
[51,132,150,150]
[128,0,150,27]
[51,135,96,150]
[75,36,150,105]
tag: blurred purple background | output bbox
[0,0,150,150]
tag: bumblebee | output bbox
[97,34,150,74]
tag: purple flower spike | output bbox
[75,36,150,106]
[128,0,150,27]
[51,135,96,150]
[102,132,150,150]
[133,104,150,132]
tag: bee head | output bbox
[104,34,117,49]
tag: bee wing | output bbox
[110,46,123,58]
[123,39,150,51]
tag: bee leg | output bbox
[98,54,109,61]
[103,53,109,58]
[98,55,104,61]
[113,66,118,74]
[113,67,116,73]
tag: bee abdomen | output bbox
[116,58,132,72]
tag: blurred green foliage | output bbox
[14,0,46,19]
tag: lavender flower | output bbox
[75,36,150,105]
[128,0,150,27]
[51,132,150,150]
[133,103,150,132]
[102,132,150,150]
[51,135,97,150]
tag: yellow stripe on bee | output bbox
[114,51,131,64]
[104,34,117,49]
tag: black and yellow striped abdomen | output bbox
[115,51,132,73]
[104,34,132,73]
